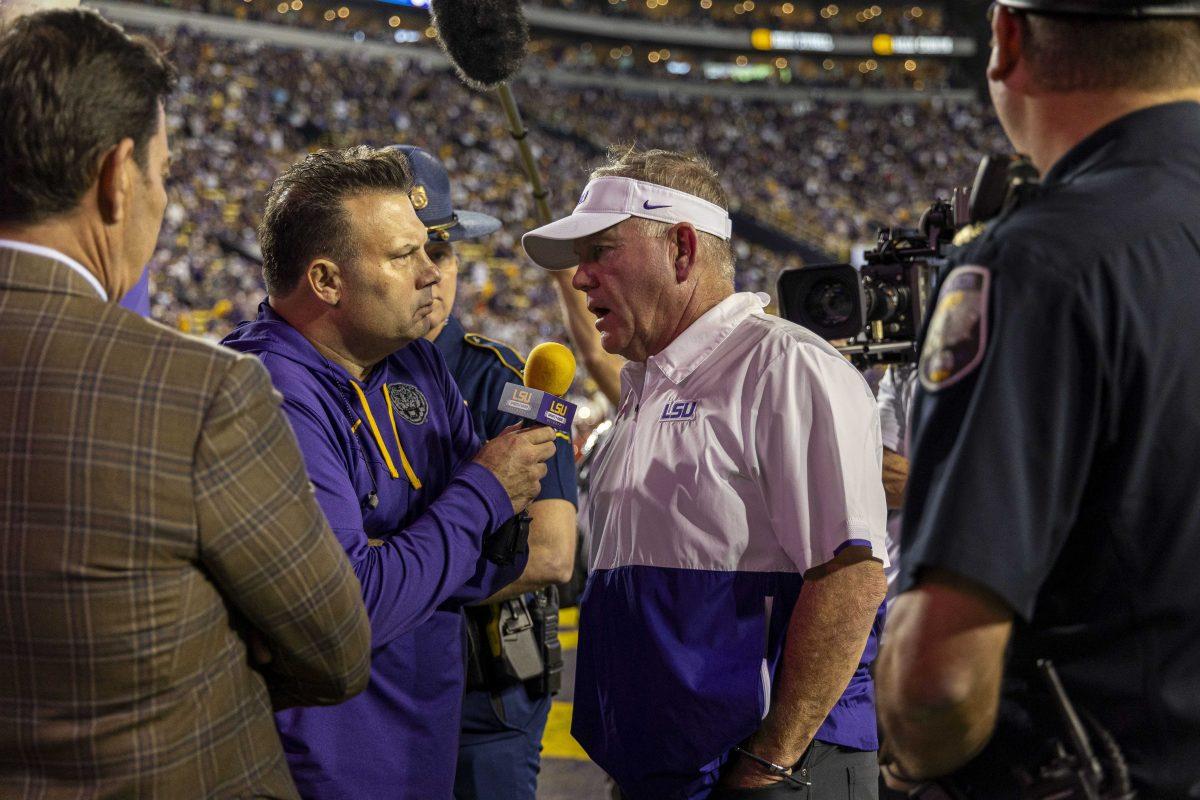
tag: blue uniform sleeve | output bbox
[472,347,579,507]
[540,434,578,506]
[899,249,1106,620]
[268,365,515,649]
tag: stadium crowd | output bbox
[518,0,947,35]
[143,0,959,90]
[145,25,1004,361]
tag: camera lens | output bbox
[804,278,856,328]
[864,283,908,324]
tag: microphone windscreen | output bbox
[429,0,529,91]
[524,342,576,397]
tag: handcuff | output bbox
[732,746,812,787]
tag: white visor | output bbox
[522,176,733,270]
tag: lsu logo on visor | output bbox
[660,400,697,422]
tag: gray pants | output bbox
[706,741,879,800]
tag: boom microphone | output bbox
[497,342,577,431]
[428,0,529,91]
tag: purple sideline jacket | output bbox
[223,302,525,799]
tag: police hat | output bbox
[390,145,502,243]
[996,0,1200,15]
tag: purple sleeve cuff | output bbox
[834,538,875,556]
[453,461,515,535]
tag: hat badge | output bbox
[410,185,429,210]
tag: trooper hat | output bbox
[390,145,502,242]
[996,0,1200,15]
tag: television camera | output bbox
[777,154,1039,367]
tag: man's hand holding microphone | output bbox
[471,341,578,563]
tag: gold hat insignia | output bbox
[411,185,429,210]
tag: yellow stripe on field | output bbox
[542,701,589,761]
[558,629,578,651]
[559,606,579,628]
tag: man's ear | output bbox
[96,138,136,225]
[986,5,1023,86]
[670,223,699,283]
[306,259,343,307]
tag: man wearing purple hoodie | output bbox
[222,145,556,799]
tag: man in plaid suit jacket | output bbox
[0,10,372,798]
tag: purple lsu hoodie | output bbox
[223,302,526,799]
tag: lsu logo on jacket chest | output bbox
[659,400,697,422]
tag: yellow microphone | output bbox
[523,342,576,397]
[497,341,577,431]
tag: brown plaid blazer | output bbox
[0,246,372,799]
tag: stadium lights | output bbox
[875,34,954,55]
[753,27,969,56]
[753,29,836,52]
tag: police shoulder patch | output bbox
[388,382,429,425]
[919,265,991,392]
[463,332,525,380]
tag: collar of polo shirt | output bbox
[522,176,733,271]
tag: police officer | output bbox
[395,145,578,800]
[875,2,1200,798]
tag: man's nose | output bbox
[419,250,441,288]
[572,263,594,292]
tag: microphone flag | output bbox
[498,383,576,432]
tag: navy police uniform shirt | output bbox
[434,315,578,510]
[899,102,1200,797]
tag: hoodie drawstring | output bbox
[382,385,423,490]
[349,380,421,490]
